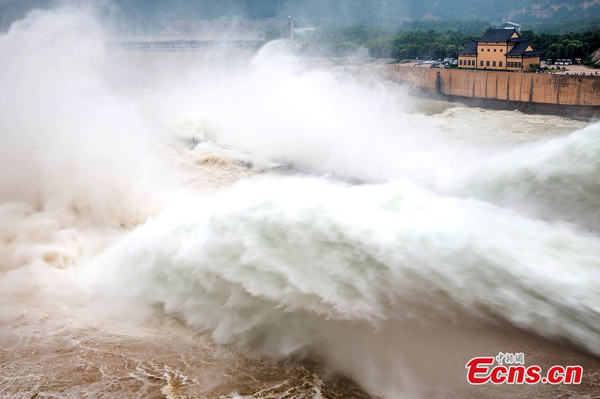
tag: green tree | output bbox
[445,44,458,58]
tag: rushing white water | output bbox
[1,6,599,399]
[452,123,600,232]
[85,168,600,395]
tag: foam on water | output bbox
[85,167,600,395]
[452,122,600,232]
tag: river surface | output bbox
[1,8,600,399]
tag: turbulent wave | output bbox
[85,173,600,394]
[0,8,166,237]
[452,122,600,232]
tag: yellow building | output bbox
[456,29,546,71]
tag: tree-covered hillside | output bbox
[304,25,600,64]
[1,0,598,33]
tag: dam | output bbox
[384,66,600,118]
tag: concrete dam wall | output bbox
[384,66,600,117]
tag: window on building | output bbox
[486,61,490,66]
[493,61,496,67]
[494,49,496,52]
[499,61,503,67]
[480,61,484,66]
[481,48,484,52]
[500,49,503,52]
[487,49,490,52]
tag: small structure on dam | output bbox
[456,28,546,71]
